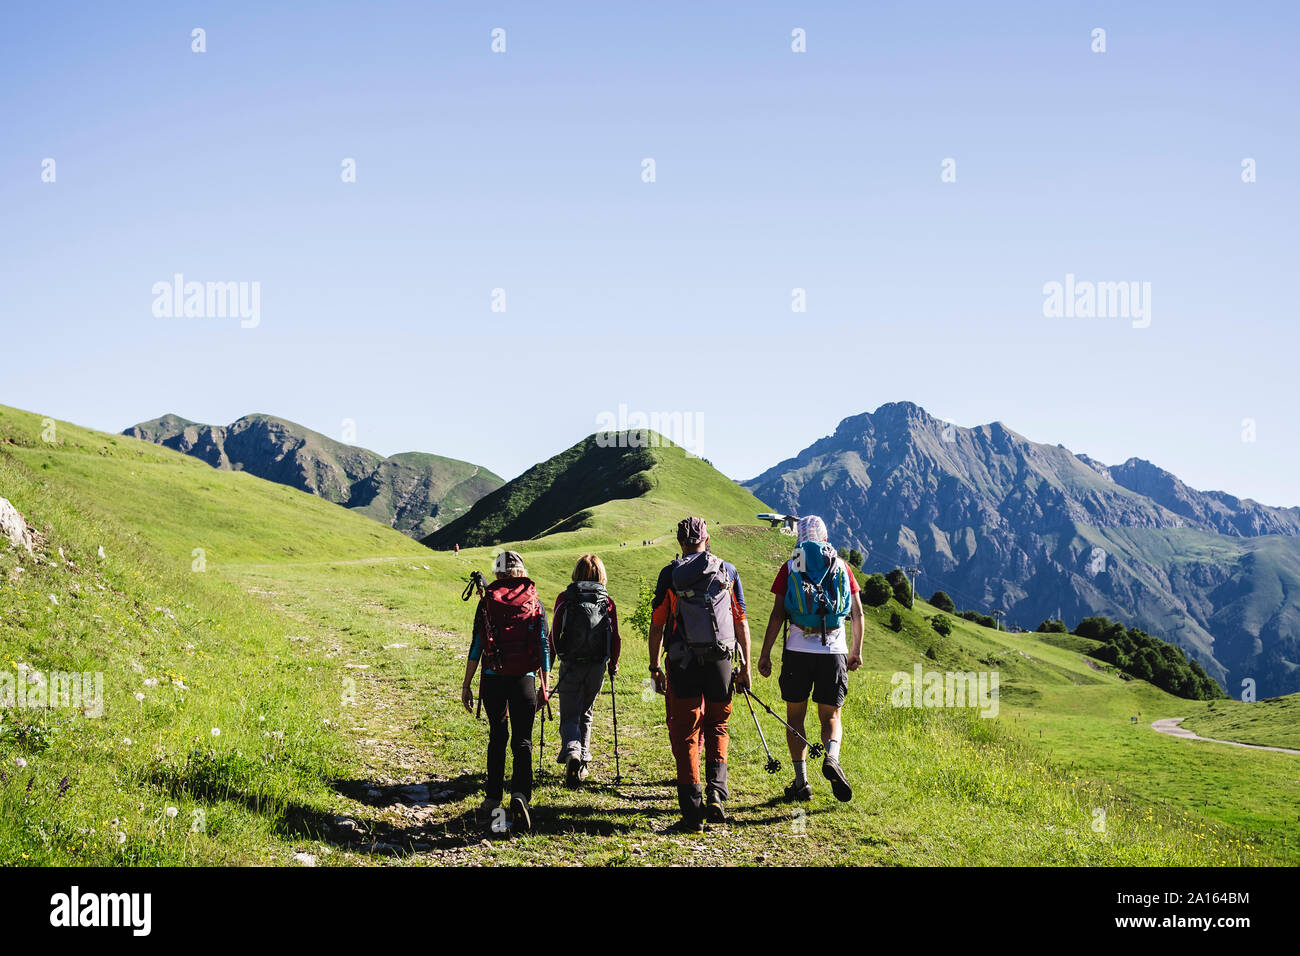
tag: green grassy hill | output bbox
[126,412,504,539]
[1180,695,1300,751]
[423,433,769,550]
[1,404,1293,866]
[0,404,430,864]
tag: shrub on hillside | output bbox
[930,614,952,636]
[628,577,655,639]
[889,611,903,632]
[958,609,998,629]
[1036,618,1068,633]
[848,548,863,569]
[929,590,956,613]
[1073,615,1226,700]
[862,574,893,607]
[886,568,913,607]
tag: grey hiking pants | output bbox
[555,658,608,762]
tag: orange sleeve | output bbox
[651,591,675,628]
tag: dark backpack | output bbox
[669,551,736,663]
[481,578,545,674]
[555,581,612,663]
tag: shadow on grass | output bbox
[151,760,824,858]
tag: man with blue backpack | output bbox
[756,516,864,803]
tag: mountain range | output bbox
[743,402,1300,698]
[125,404,1300,698]
[124,413,502,538]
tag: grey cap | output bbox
[677,517,707,544]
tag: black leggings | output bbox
[480,673,537,802]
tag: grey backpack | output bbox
[669,552,736,663]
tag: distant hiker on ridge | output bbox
[460,550,550,833]
[757,515,863,803]
[648,517,752,831]
[551,554,622,786]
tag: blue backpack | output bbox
[783,541,852,642]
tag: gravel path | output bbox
[1150,717,1300,755]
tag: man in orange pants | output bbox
[648,518,751,831]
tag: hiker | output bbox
[460,550,550,832]
[551,553,622,785]
[757,516,864,803]
[454,543,460,556]
[647,517,752,831]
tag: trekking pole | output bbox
[537,692,546,782]
[737,673,781,774]
[461,569,488,602]
[537,690,554,782]
[743,683,825,758]
[611,671,621,785]
[462,570,489,719]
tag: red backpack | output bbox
[481,578,545,674]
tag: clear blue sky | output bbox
[3,1,1297,505]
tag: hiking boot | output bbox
[509,793,532,833]
[576,759,590,782]
[705,798,727,824]
[478,797,501,815]
[705,760,729,806]
[784,780,813,802]
[676,783,705,830]
[565,757,581,788]
[822,756,853,802]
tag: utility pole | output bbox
[905,565,922,610]
[992,609,1005,632]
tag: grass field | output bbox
[1179,695,1300,751]
[1,404,1294,865]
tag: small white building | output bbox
[757,513,800,535]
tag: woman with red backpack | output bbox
[460,550,550,833]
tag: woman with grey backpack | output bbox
[551,554,622,786]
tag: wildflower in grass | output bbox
[57,776,69,798]
[211,728,220,737]
[15,757,27,768]
[165,806,178,819]
[135,692,145,703]
[144,678,158,687]
[123,738,132,746]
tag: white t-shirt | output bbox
[785,621,849,656]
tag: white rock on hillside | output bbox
[0,497,36,553]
